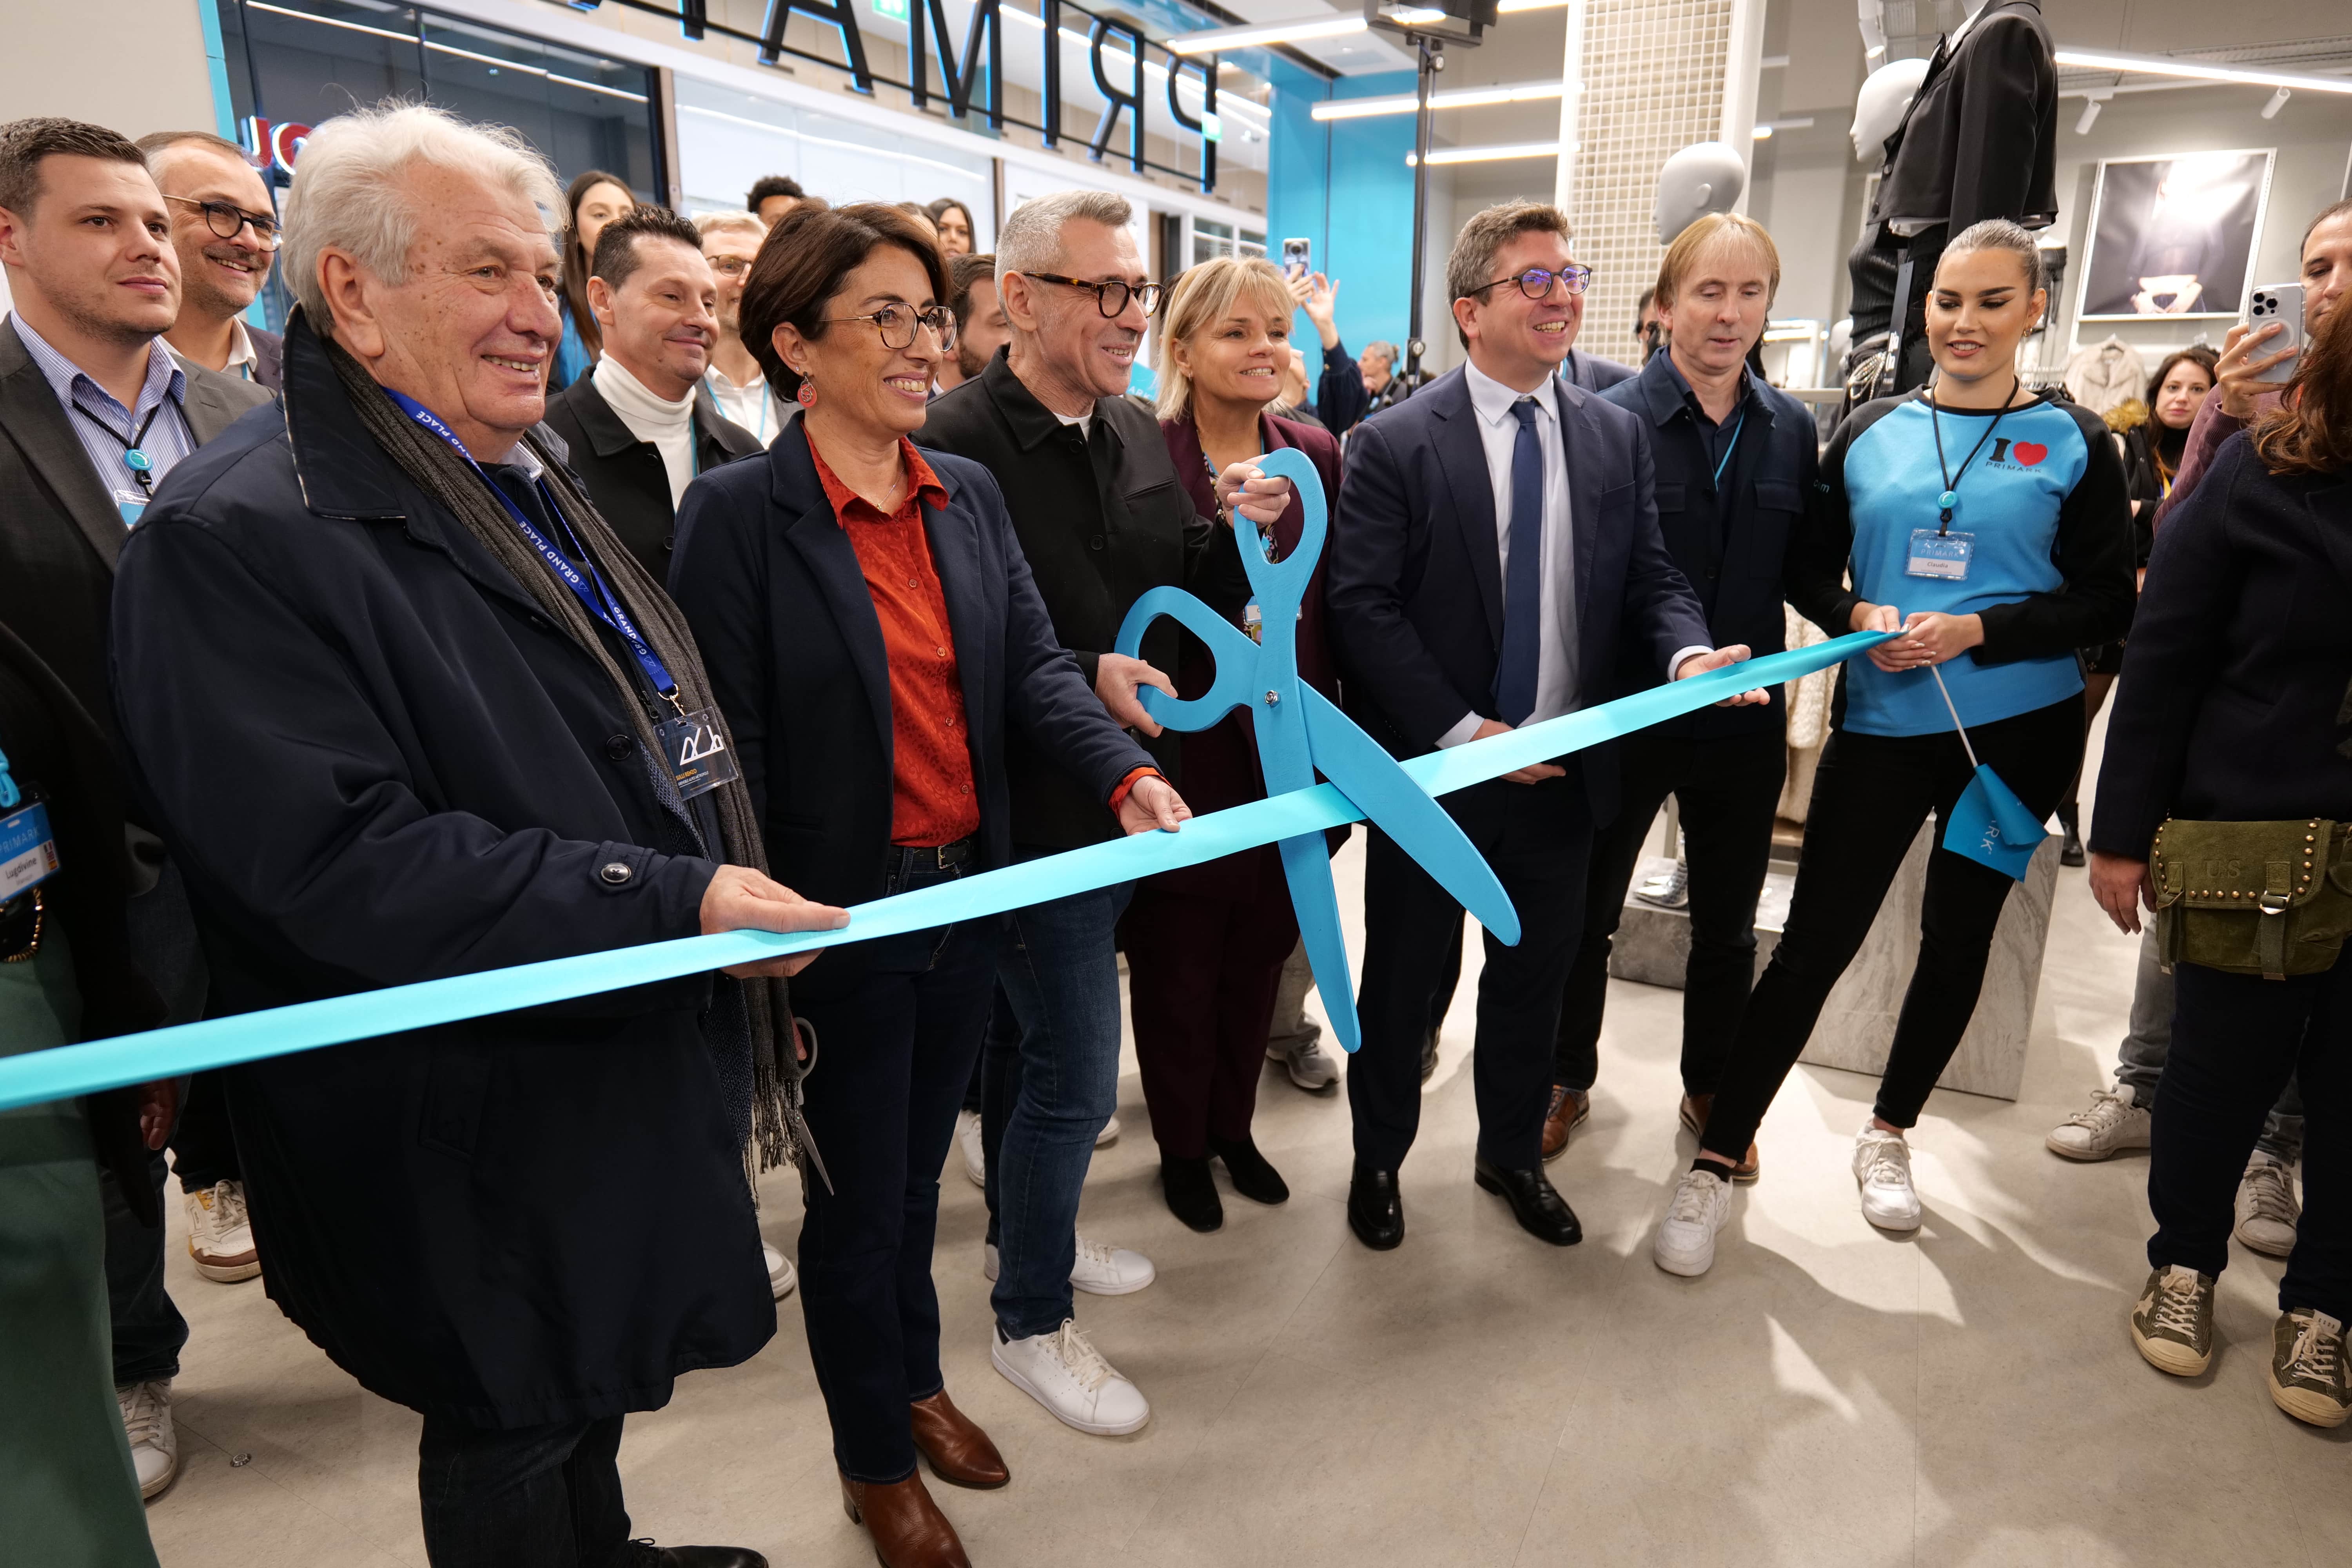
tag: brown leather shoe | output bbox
[1541,1085,1591,1161]
[908,1388,1008,1489]
[839,1470,970,1568]
[1679,1094,1760,1183]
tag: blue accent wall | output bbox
[1267,69,1420,363]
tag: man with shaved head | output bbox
[138,130,283,388]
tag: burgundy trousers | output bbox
[1123,874,1300,1160]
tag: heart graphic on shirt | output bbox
[2011,441,2048,466]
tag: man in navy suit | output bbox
[1325,200,1763,1251]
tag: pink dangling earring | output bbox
[795,373,817,408]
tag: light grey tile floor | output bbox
[142,816,2349,1568]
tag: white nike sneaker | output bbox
[117,1378,177,1499]
[1653,1167,1734,1277]
[984,1232,1155,1296]
[1852,1123,1922,1232]
[993,1319,1149,1436]
[2045,1084,2152,1161]
[955,1108,986,1188]
[764,1242,796,1300]
[1096,1114,1122,1148]
[2235,1155,2302,1258]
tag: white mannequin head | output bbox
[1851,57,1930,163]
[1653,143,1748,247]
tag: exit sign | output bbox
[871,0,908,20]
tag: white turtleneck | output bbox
[593,354,698,507]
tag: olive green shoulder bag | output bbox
[2150,817,2352,979]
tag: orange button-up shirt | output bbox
[810,437,982,847]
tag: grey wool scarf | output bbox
[321,327,810,1188]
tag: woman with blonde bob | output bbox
[1126,256,1345,1232]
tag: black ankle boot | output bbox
[1160,1156,1223,1231]
[1209,1135,1290,1205]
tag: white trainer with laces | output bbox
[1095,1114,1121,1148]
[2234,1155,2301,1258]
[184,1178,262,1283]
[1653,1167,1734,1277]
[2045,1085,2152,1161]
[984,1232,1155,1296]
[993,1319,1149,1435]
[117,1378,177,1499]
[1268,1037,1340,1091]
[1853,1123,1923,1232]
[955,1108,986,1188]
[763,1243,796,1300]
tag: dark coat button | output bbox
[1091,535,1106,550]
[605,734,632,760]
[599,862,633,885]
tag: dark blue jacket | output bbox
[1324,364,1710,824]
[109,314,769,1426]
[1600,354,1817,738]
[667,419,1154,1002]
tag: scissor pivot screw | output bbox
[1264,690,1280,706]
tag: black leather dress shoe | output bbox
[624,1542,769,1568]
[1348,1162,1405,1250]
[1473,1158,1583,1246]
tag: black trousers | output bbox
[1701,695,2084,1159]
[793,853,995,1484]
[1349,773,1595,1172]
[167,1070,241,1192]
[417,1412,628,1568]
[2154,956,2350,1321]
[1554,728,1786,1097]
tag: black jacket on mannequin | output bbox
[1871,0,2057,238]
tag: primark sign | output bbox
[573,0,1225,192]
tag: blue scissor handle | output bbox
[1224,446,1324,617]
[1111,586,1263,732]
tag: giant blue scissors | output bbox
[1112,447,1518,1054]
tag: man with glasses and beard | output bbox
[140,131,283,390]
[694,209,786,446]
[936,250,1009,394]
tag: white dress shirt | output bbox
[1437,358,1708,748]
[702,363,785,447]
[164,318,261,382]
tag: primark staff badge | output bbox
[0,800,61,899]
[655,708,740,801]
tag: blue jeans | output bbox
[982,849,1131,1340]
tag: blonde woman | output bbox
[1127,256,1345,1231]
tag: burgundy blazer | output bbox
[1154,411,1344,901]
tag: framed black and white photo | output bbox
[2077,149,2275,320]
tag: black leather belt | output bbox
[896,837,974,871]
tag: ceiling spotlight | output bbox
[2075,98,2102,134]
[2262,87,2292,119]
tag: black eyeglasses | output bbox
[1468,264,1593,301]
[164,194,281,249]
[826,303,957,351]
[1023,272,1167,318]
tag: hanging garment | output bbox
[2064,336,2146,416]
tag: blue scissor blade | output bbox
[1299,686,1522,946]
[1276,829,1359,1053]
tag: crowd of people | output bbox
[0,96,2345,1568]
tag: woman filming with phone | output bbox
[1649,219,2135,1278]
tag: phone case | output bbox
[2248,286,2304,385]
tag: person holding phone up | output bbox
[1651,219,2136,1278]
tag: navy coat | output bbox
[1600,353,1818,738]
[666,419,1154,1003]
[109,316,771,1426]
[1323,364,1710,825]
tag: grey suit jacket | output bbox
[0,314,272,724]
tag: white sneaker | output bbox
[183,1178,261,1283]
[763,1242,797,1300]
[2235,1155,2302,1258]
[1852,1123,1922,1232]
[1096,1114,1121,1148]
[1268,1036,1340,1091]
[117,1378,177,1499]
[2045,1084,2152,1161]
[983,1232,1156,1296]
[992,1319,1149,1436]
[1653,1167,1734,1277]
[955,1109,986,1188]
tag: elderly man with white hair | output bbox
[107,102,845,1568]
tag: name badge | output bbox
[1906,528,1975,581]
[654,707,741,801]
[114,489,150,526]
[0,801,61,899]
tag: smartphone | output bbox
[1281,236,1310,281]
[2247,284,2305,384]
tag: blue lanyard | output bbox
[1710,407,1746,491]
[709,373,769,444]
[0,744,18,809]
[381,390,682,713]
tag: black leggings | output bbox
[1700,693,2085,1160]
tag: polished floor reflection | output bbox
[143,832,2348,1567]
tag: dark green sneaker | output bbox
[2131,1265,2215,1376]
[2268,1308,2349,1428]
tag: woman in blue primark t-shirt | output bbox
[1651,221,2134,1278]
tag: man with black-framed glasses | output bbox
[919,189,1256,1441]
[138,131,283,391]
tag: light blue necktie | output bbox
[1495,397,1545,726]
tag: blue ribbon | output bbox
[0,631,1889,1113]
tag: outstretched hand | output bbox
[701,864,850,979]
[1673,644,1771,706]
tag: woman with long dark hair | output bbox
[925,197,975,259]
[2087,291,2352,1430]
[554,169,633,388]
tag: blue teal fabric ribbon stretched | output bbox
[0,630,1889,1112]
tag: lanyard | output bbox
[1710,407,1747,491]
[381,389,684,715]
[710,373,769,444]
[0,744,17,810]
[1926,376,2022,534]
[72,395,178,493]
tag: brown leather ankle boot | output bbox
[909,1388,1009,1488]
[839,1469,970,1568]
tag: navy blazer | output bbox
[1325,364,1710,824]
[668,420,1153,1000]
[2090,433,2352,861]
[1600,354,1817,739]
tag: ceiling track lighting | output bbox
[2074,97,2103,135]
[1312,79,1568,120]
[2053,47,2352,98]
[2262,87,2292,119]
[1405,141,1562,166]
